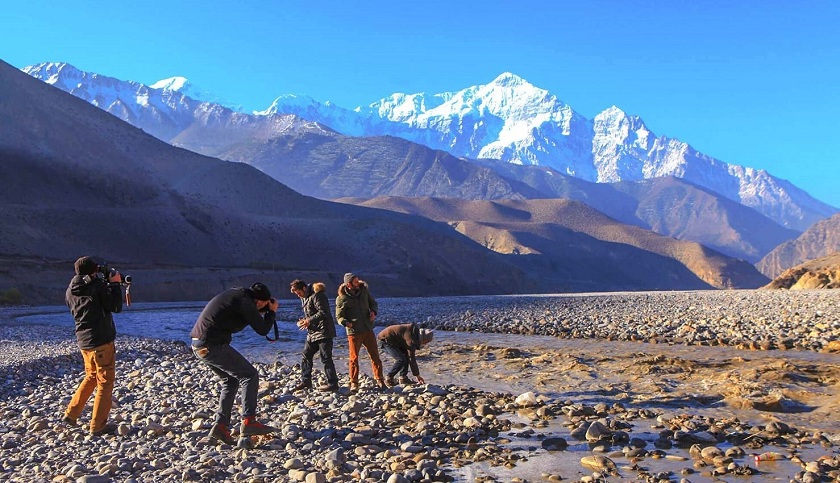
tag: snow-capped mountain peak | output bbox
[150,76,190,92]
[488,71,529,88]
[22,62,83,87]
[148,76,224,105]
[256,94,319,116]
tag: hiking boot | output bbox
[399,376,416,386]
[90,422,118,436]
[241,416,276,437]
[318,383,339,392]
[209,422,234,445]
[349,382,359,393]
[292,381,312,392]
[385,375,397,387]
[62,415,78,426]
[376,380,389,390]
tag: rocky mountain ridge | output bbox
[22,63,836,232]
[262,71,836,231]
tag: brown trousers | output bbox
[65,342,115,433]
[347,330,384,384]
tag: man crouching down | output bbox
[190,283,278,444]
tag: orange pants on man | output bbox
[65,342,115,433]
[347,330,384,387]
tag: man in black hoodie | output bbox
[190,283,279,444]
[64,256,123,436]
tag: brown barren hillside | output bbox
[758,213,840,278]
[344,196,769,289]
[763,253,840,290]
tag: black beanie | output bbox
[249,282,272,301]
[74,256,97,276]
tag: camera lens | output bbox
[124,275,132,283]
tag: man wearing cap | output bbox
[377,323,434,387]
[335,273,385,391]
[64,256,124,436]
[190,283,279,444]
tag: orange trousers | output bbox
[347,330,384,384]
[65,342,115,433]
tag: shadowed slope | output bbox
[0,59,531,303]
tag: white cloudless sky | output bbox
[3,0,838,207]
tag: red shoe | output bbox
[209,422,234,444]
[241,416,276,436]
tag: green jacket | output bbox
[335,281,378,336]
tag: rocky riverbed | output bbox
[0,290,838,482]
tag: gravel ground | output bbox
[0,290,838,482]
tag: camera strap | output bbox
[265,320,279,342]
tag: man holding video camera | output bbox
[190,283,279,444]
[63,256,124,436]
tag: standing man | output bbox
[335,273,385,392]
[190,283,278,444]
[64,256,123,436]
[378,323,434,386]
[290,279,339,392]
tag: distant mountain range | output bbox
[0,58,771,302]
[22,63,836,234]
[212,129,796,263]
[262,73,837,232]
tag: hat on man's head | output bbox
[419,328,434,346]
[343,272,358,285]
[74,256,97,276]
[249,282,272,301]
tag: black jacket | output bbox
[299,283,335,342]
[191,287,276,346]
[66,275,122,350]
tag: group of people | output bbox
[63,258,434,443]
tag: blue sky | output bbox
[3,0,839,208]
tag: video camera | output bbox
[97,262,133,306]
[97,262,131,284]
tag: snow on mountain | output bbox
[150,76,190,91]
[257,94,368,136]
[149,75,235,108]
[22,63,837,230]
[21,62,205,141]
[354,74,836,230]
[21,62,313,146]
[356,73,597,180]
